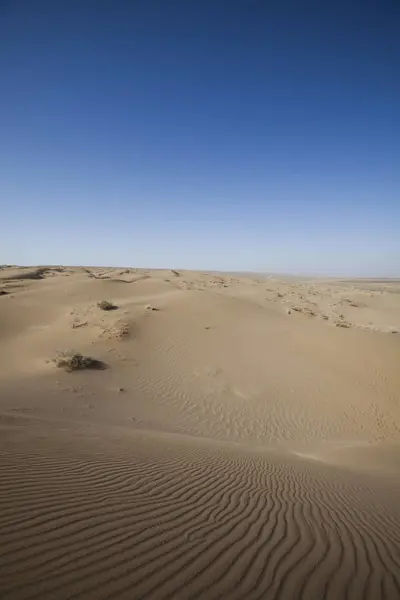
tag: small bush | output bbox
[336,320,351,329]
[98,300,118,311]
[54,350,106,372]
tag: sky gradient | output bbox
[1,1,399,275]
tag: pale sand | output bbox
[0,266,399,599]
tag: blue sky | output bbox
[1,1,399,275]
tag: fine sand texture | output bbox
[0,266,399,599]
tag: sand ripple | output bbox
[0,432,399,600]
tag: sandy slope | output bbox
[0,266,399,599]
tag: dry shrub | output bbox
[336,320,351,329]
[54,350,106,372]
[98,300,118,311]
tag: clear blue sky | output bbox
[1,1,399,275]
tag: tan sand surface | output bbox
[0,266,399,599]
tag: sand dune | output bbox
[0,266,399,599]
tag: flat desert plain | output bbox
[0,265,400,600]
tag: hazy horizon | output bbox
[3,263,400,281]
[1,1,399,276]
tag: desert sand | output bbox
[0,265,399,599]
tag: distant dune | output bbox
[0,266,399,599]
